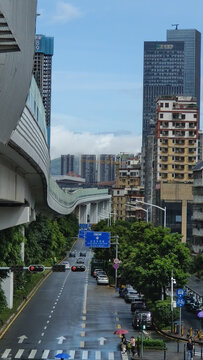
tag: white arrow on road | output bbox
[98,337,107,345]
[18,335,28,343]
[57,336,66,344]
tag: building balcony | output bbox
[192,212,203,222]
[193,227,203,237]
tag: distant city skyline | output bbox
[36,1,203,159]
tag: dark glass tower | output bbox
[33,35,54,147]
[167,29,201,117]
[142,41,184,146]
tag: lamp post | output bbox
[99,211,117,226]
[135,200,166,227]
[171,270,176,333]
[126,203,149,223]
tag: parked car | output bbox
[80,251,86,257]
[76,258,85,264]
[131,299,147,312]
[69,251,76,257]
[62,261,70,270]
[97,274,109,285]
[124,289,139,303]
[132,310,152,330]
[119,284,134,298]
[93,268,103,277]
[96,271,107,279]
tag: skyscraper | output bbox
[167,29,201,113]
[33,34,54,147]
[79,155,97,185]
[98,154,116,182]
[61,155,75,175]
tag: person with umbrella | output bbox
[55,353,71,360]
[114,329,128,354]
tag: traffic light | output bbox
[10,265,24,273]
[141,316,147,330]
[52,264,66,272]
[28,265,45,273]
[71,265,86,272]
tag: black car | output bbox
[69,251,76,257]
[80,251,86,257]
[132,310,152,330]
[131,300,147,313]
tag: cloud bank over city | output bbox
[50,126,142,159]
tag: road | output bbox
[0,239,202,360]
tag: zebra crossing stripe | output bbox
[69,350,75,359]
[1,349,11,359]
[82,350,88,360]
[14,349,24,358]
[108,352,114,360]
[95,350,101,360]
[41,350,50,359]
[28,349,37,359]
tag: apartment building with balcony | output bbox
[112,156,145,222]
[153,96,199,242]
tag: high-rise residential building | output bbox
[61,155,75,175]
[153,95,198,242]
[98,154,115,182]
[79,155,97,185]
[33,34,54,147]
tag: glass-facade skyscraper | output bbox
[33,34,54,147]
[167,29,201,114]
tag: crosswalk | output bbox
[0,349,122,360]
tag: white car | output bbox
[62,261,70,270]
[97,274,109,285]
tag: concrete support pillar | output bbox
[181,200,187,243]
[79,205,87,224]
[20,226,25,262]
[1,271,13,309]
[90,203,98,224]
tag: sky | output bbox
[36,0,203,159]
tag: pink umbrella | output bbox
[114,329,128,335]
[197,310,203,318]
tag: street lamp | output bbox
[134,200,167,227]
[126,203,149,223]
[99,211,117,226]
[171,271,176,333]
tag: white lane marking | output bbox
[108,352,114,360]
[55,350,63,355]
[47,320,50,324]
[53,306,56,309]
[1,349,11,358]
[95,351,101,360]
[41,332,44,336]
[83,283,88,314]
[82,350,88,359]
[28,349,37,358]
[51,310,54,313]
[15,349,24,358]
[38,340,41,344]
[49,315,52,318]
[44,326,47,330]
[80,341,85,348]
[41,350,50,359]
[69,350,75,359]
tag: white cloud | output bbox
[53,2,82,23]
[50,126,142,159]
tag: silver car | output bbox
[97,274,109,285]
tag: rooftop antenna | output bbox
[171,24,179,30]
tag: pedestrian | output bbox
[130,336,136,358]
[121,334,127,354]
[136,337,140,358]
[186,337,194,360]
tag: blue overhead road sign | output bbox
[78,230,86,239]
[85,231,110,248]
[79,223,91,230]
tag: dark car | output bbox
[76,257,85,264]
[131,300,147,313]
[69,251,76,257]
[132,310,152,330]
[80,251,86,257]
[124,289,139,303]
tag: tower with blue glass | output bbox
[33,35,54,147]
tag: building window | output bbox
[160,114,163,119]
[160,103,163,107]
[181,114,185,119]
[165,103,169,108]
